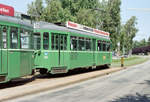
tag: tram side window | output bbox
[30,32,34,49]
[10,27,18,49]
[51,34,67,50]
[78,37,85,51]
[51,34,54,50]
[97,40,103,51]
[86,38,91,51]
[70,36,77,51]
[33,33,41,50]
[2,27,7,49]
[20,29,31,49]
[64,35,67,50]
[60,35,67,50]
[0,27,1,48]
[106,42,110,51]
[60,35,64,50]
[92,39,96,51]
[103,41,106,51]
[51,34,59,50]
[43,32,49,50]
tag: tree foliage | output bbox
[148,36,150,45]
[27,0,44,21]
[121,16,138,53]
[133,37,150,48]
[99,0,121,50]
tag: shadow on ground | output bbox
[0,65,109,89]
[110,93,150,102]
[0,76,35,89]
[37,65,109,79]
[145,80,150,86]
[138,80,150,86]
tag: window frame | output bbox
[20,29,33,49]
[43,32,49,50]
[97,40,103,51]
[10,27,18,49]
[78,37,86,51]
[51,33,67,50]
[33,32,41,50]
[1,26,7,49]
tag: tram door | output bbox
[0,26,8,74]
[58,34,67,66]
[52,34,67,67]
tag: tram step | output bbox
[51,67,67,74]
[0,75,6,82]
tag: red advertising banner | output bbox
[0,4,14,16]
[66,21,110,37]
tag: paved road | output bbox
[6,59,150,102]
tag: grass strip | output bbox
[111,56,149,67]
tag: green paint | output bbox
[0,18,34,83]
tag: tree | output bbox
[43,0,65,23]
[148,36,150,45]
[133,40,140,48]
[27,0,99,25]
[27,0,44,21]
[133,38,149,49]
[60,0,100,27]
[76,9,97,28]
[99,0,121,51]
[122,16,138,54]
[140,38,147,46]
[120,25,126,54]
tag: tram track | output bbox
[0,66,125,101]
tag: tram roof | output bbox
[34,21,110,40]
[0,15,33,28]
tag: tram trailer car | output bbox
[0,15,34,83]
[33,21,112,74]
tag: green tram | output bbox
[0,15,34,83]
[34,21,112,74]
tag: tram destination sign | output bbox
[0,4,14,16]
[66,21,110,37]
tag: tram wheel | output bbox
[39,69,48,75]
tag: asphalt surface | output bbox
[5,59,150,102]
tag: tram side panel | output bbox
[20,51,33,76]
[8,28,34,80]
[0,49,8,82]
[96,52,112,66]
[96,40,112,66]
[69,51,94,69]
[69,35,95,69]
[8,51,33,79]
[8,51,20,79]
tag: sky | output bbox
[121,0,150,41]
[0,0,150,41]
